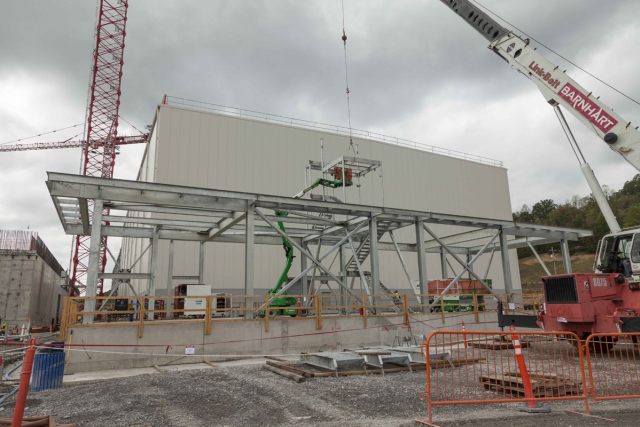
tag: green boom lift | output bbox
[259,171,353,318]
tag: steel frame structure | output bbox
[70,0,130,297]
[47,172,593,324]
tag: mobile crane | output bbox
[440,0,640,341]
[258,168,353,317]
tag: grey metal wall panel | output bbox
[123,105,520,296]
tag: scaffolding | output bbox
[46,171,592,324]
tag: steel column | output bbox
[440,250,448,279]
[499,228,514,294]
[147,227,159,321]
[83,198,104,324]
[167,240,174,295]
[301,243,308,302]
[339,245,346,314]
[199,241,205,283]
[415,220,428,312]
[245,203,255,318]
[561,239,572,274]
[369,216,380,305]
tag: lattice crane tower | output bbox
[70,0,130,296]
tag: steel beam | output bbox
[561,239,572,274]
[259,221,368,308]
[431,232,499,304]
[423,229,497,250]
[255,209,351,293]
[78,198,90,235]
[389,230,420,303]
[208,211,246,241]
[99,273,152,280]
[103,215,220,229]
[48,172,592,242]
[527,241,551,276]
[423,223,495,295]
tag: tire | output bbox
[431,307,441,313]
[268,309,277,318]
[300,309,309,317]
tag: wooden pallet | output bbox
[480,372,581,398]
[471,339,529,350]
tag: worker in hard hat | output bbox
[393,290,401,305]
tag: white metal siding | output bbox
[124,105,520,295]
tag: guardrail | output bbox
[60,293,544,339]
[422,329,589,423]
[164,96,504,168]
[585,332,640,401]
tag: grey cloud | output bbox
[2,0,640,272]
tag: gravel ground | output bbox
[0,361,638,427]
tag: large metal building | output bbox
[119,99,521,299]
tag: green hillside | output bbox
[513,174,640,258]
[513,174,640,292]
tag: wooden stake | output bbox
[138,298,144,338]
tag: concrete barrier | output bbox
[64,312,499,373]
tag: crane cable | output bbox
[341,0,355,155]
[470,0,640,108]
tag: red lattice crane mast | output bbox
[71,0,130,297]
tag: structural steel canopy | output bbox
[46,172,592,256]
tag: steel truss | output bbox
[47,172,592,323]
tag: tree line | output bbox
[512,174,640,258]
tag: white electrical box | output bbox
[184,284,211,316]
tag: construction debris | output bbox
[263,365,306,383]
[0,415,77,427]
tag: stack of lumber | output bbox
[480,371,582,397]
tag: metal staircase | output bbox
[344,224,388,273]
[362,272,402,314]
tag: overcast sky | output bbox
[1,0,640,275]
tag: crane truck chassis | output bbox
[440,0,640,343]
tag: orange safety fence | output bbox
[585,332,640,401]
[422,329,589,424]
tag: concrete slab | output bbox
[63,367,157,383]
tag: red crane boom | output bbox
[0,135,147,153]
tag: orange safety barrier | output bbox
[585,332,640,401]
[422,329,589,424]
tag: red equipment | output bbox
[537,273,640,339]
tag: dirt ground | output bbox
[2,363,638,427]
